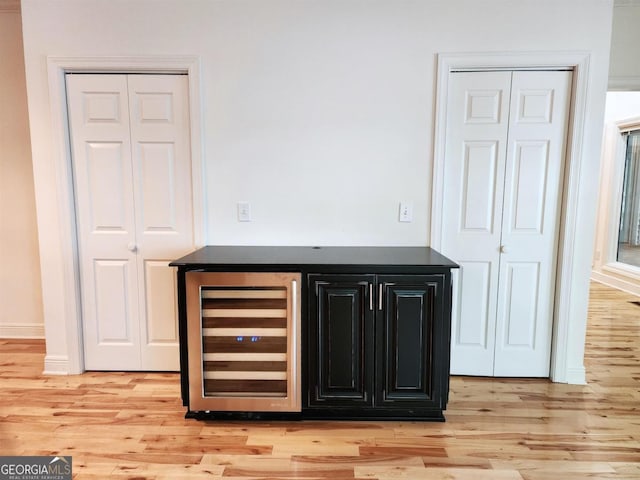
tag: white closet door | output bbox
[67,75,140,370]
[493,71,571,376]
[127,75,193,371]
[443,71,512,376]
[67,74,193,371]
[443,70,571,377]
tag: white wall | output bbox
[592,92,640,294]
[591,1,640,293]
[20,0,614,379]
[609,0,640,90]
[0,6,44,337]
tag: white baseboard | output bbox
[591,271,640,297]
[0,323,45,338]
[43,354,70,375]
[565,366,587,385]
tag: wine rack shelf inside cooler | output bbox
[185,272,301,413]
[201,287,288,397]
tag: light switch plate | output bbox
[237,201,251,222]
[399,201,413,222]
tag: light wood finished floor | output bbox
[1,281,639,479]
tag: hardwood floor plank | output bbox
[612,462,640,474]
[201,454,293,468]
[490,459,618,473]
[271,444,361,457]
[353,465,525,479]
[521,473,640,480]
[220,467,355,478]
[291,455,426,467]
[359,446,447,457]
[421,455,493,469]
[108,463,225,478]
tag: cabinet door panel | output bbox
[378,276,444,406]
[308,275,374,407]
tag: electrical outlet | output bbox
[237,201,251,222]
[399,202,413,222]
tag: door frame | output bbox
[45,56,205,374]
[431,52,591,384]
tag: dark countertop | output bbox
[170,246,458,271]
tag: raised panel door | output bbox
[128,75,193,371]
[66,75,141,370]
[443,71,511,375]
[443,70,571,377]
[494,71,571,376]
[67,74,193,371]
[307,275,374,407]
[377,276,443,407]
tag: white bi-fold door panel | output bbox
[66,74,194,371]
[443,70,572,377]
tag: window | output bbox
[617,130,640,268]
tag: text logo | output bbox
[0,456,72,480]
